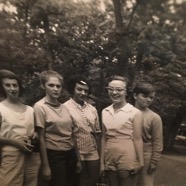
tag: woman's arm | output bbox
[71,130,82,173]
[100,123,106,174]
[36,127,51,181]
[34,105,51,181]
[133,111,144,167]
[0,136,33,152]
[94,110,102,155]
[148,115,163,173]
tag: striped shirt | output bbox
[64,98,101,154]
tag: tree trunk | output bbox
[43,13,54,70]
[134,43,144,78]
[112,0,129,76]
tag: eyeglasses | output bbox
[106,87,126,93]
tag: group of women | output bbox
[0,69,163,186]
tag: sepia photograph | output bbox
[0,0,186,186]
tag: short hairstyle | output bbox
[133,82,155,95]
[66,76,91,95]
[106,75,129,88]
[0,69,24,97]
[39,70,63,87]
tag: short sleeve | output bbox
[34,104,46,129]
[93,108,101,133]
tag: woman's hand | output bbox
[100,162,105,175]
[14,139,33,153]
[32,132,38,138]
[42,165,51,181]
[76,161,82,173]
[147,163,157,174]
[129,164,144,175]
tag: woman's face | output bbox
[44,76,62,100]
[107,80,127,104]
[73,83,89,105]
[134,92,155,109]
[2,78,20,98]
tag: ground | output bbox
[154,144,186,186]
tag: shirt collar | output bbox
[70,98,87,109]
[105,103,133,113]
[43,97,60,107]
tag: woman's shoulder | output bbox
[34,97,45,106]
[124,103,141,113]
[149,109,162,121]
[86,101,96,109]
[63,99,71,106]
[25,105,34,112]
[34,98,50,112]
[0,101,4,107]
[102,104,113,113]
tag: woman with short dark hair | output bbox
[133,82,163,186]
[64,76,101,186]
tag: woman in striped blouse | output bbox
[64,76,101,186]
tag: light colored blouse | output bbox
[0,102,34,151]
[102,103,141,140]
[34,97,74,151]
[64,98,101,154]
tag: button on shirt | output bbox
[64,98,101,154]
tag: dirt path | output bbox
[154,145,186,186]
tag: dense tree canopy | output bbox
[0,0,185,150]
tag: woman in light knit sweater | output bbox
[133,82,163,186]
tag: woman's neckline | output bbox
[0,100,27,113]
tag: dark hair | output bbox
[133,82,155,96]
[66,76,91,95]
[106,75,129,88]
[40,70,63,87]
[0,69,24,97]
